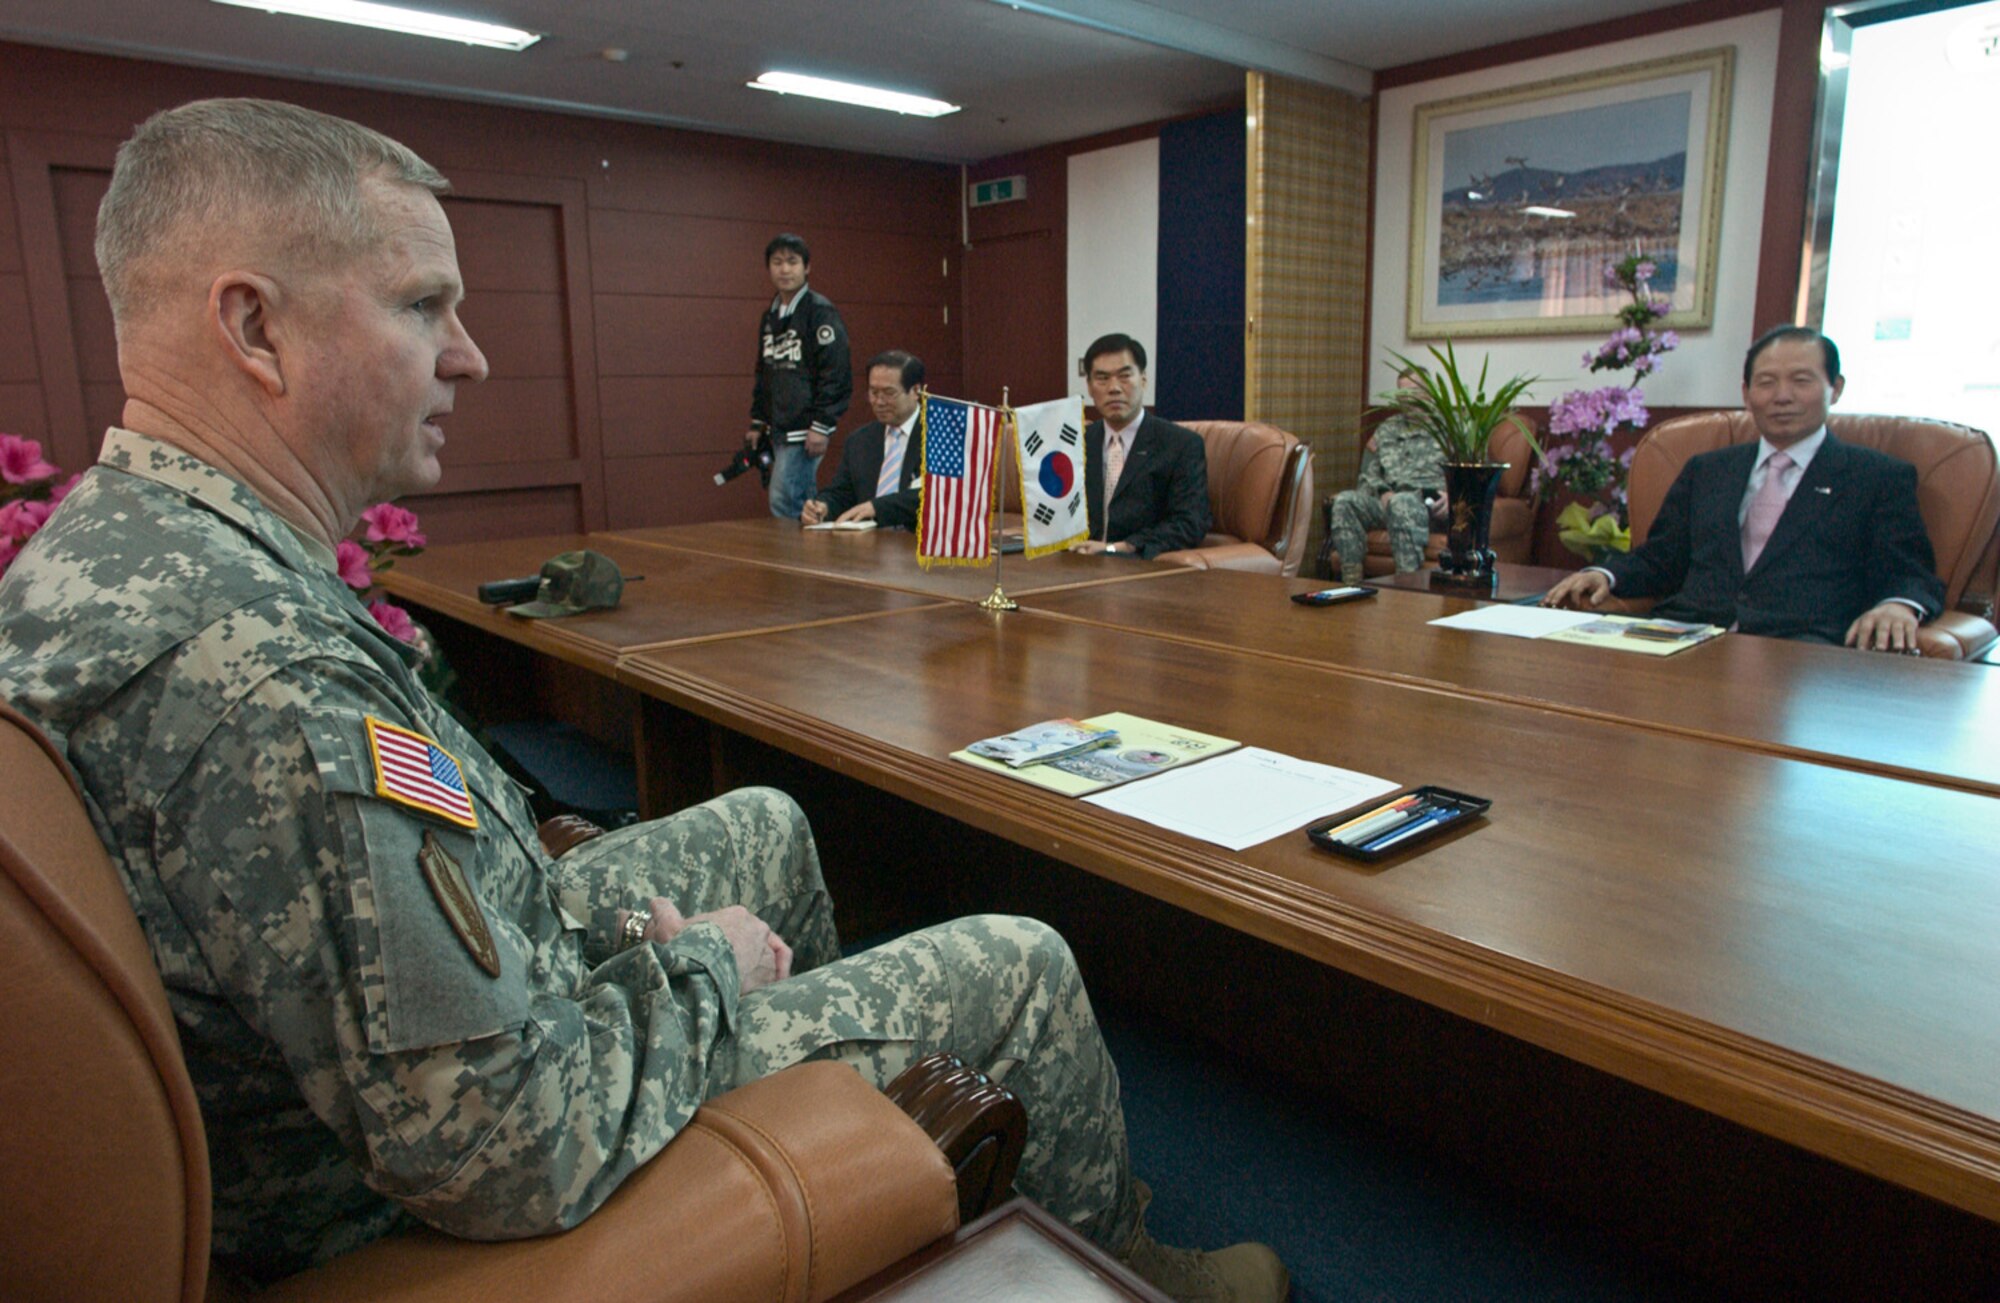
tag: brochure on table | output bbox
[951,712,1238,797]
[1431,606,1722,655]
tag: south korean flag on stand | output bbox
[1011,396,1088,558]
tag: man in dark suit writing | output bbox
[1068,333,1210,558]
[801,350,924,529]
[1544,327,1943,650]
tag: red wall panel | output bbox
[0,39,962,544]
[0,278,37,383]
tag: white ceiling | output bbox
[0,0,1701,162]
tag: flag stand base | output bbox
[978,584,1018,612]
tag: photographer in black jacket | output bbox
[747,234,852,518]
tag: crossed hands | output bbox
[618,898,793,995]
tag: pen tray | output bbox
[1307,785,1491,862]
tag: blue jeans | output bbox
[768,440,824,519]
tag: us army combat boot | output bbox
[1119,1181,1290,1303]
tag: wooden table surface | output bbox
[1363,562,1576,603]
[380,521,2000,1226]
[1022,567,2000,795]
[618,602,2000,1223]
[376,532,945,674]
[610,518,1188,603]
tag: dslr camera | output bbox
[715,431,775,488]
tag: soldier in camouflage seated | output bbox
[1326,367,1449,584]
[0,99,1287,1303]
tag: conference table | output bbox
[380,519,2000,1235]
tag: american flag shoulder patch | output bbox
[365,717,479,830]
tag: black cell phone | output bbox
[477,576,542,604]
[1291,586,1376,607]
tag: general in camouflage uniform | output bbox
[0,99,1285,1303]
[1326,415,1447,583]
[0,431,1131,1280]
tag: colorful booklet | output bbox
[953,712,1239,796]
[1539,615,1724,656]
[964,718,1119,768]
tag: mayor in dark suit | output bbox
[1069,333,1210,559]
[801,350,925,530]
[1545,327,1943,651]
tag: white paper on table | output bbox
[1428,605,1600,638]
[1082,747,1399,851]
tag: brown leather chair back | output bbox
[1487,417,1536,498]
[1181,420,1315,575]
[1628,411,2000,612]
[0,702,212,1303]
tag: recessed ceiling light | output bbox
[1521,205,1576,218]
[748,72,960,118]
[209,0,541,51]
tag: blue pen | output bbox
[1360,806,1462,852]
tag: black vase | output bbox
[1429,462,1509,595]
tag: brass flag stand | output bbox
[978,386,1018,612]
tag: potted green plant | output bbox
[1378,341,1540,595]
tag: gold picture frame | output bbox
[1407,47,1734,339]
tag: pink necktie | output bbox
[1740,450,1794,572]
[1102,433,1127,508]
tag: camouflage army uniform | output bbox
[0,430,1136,1284]
[1327,416,1446,583]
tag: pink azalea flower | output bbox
[0,498,53,541]
[368,599,420,645]
[0,536,19,573]
[361,503,427,549]
[335,539,375,590]
[0,434,59,485]
[49,473,82,503]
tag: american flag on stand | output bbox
[366,717,480,829]
[917,394,999,567]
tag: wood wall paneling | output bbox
[406,486,583,543]
[6,131,112,472]
[0,384,48,440]
[598,376,750,461]
[0,277,37,383]
[0,40,970,544]
[586,133,957,233]
[0,137,18,275]
[602,454,778,529]
[965,230,1068,405]
[594,294,752,379]
[966,146,1072,404]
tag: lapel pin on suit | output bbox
[1813,486,1832,494]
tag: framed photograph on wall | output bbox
[1407,47,1733,339]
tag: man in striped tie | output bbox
[802,349,926,529]
[1544,328,1942,649]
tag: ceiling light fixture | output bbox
[209,0,541,51]
[1521,205,1576,218]
[748,71,959,118]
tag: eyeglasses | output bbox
[867,388,908,401]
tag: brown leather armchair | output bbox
[1316,418,1537,581]
[1625,412,1999,660]
[0,702,1022,1303]
[1154,420,1315,576]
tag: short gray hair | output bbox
[95,98,449,322]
